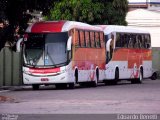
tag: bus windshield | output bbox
[23,32,68,67]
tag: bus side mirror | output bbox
[67,36,72,51]
[16,38,23,52]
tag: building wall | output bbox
[127,1,160,74]
[126,9,160,47]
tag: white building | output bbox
[127,0,160,47]
[127,0,160,72]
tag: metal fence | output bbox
[152,47,160,77]
[0,47,22,87]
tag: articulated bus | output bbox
[98,25,152,84]
[21,21,106,90]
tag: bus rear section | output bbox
[99,25,152,84]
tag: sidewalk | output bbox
[0,86,31,92]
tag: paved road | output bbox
[0,79,160,114]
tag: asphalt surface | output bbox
[0,79,160,115]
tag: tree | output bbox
[45,0,104,24]
[0,0,55,50]
[0,0,128,50]
[111,0,128,25]
[45,0,128,25]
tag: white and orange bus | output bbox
[98,25,152,84]
[21,21,106,90]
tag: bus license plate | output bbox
[41,78,49,81]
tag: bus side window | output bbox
[84,31,86,47]
[124,34,128,48]
[75,29,80,47]
[88,31,91,47]
[138,34,142,49]
[134,34,139,48]
[85,31,91,47]
[141,35,145,48]
[100,32,104,47]
[121,33,125,48]
[90,32,95,48]
[138,35,142,49]
[128,34,133,48]
[94,32,96,47]
[79,30,85,47]
[99,32,101,47]
[116,33,121,47]
[95,32,100,48]
[145,34,151,49]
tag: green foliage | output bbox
[46,0,128,25]
[98,0,128,25]
[45,0,104,24]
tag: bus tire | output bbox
[32,84,39,90]
[114,68,119,85]
[132,68,143,84]
[55,84,61,89]
[151,72,157,80]
[55,84,67,89]
[68,83,75,89]
[75,69,78,83]
[131,79,136,84]
[137,68,143,84]
[104,80,111,85]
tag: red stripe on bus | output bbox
[29,68,60,74]
[31,21,65,33]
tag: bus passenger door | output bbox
[106,34,114,64]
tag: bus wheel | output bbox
[55,84,67,89]
[32,84,39,90]
[151,72,157,80]
[104,80,110,85]
[113,68,119,85]
[55,84,60,89]
[104,80,115,85]
[132,68,143,84]
[68,83,75,89]
[131,79,136,84]
[75,69,78,83]
[137,68,143,84]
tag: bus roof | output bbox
[26,21,102,33]
[97,25,150,35]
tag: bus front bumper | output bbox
[23,72,74,85]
